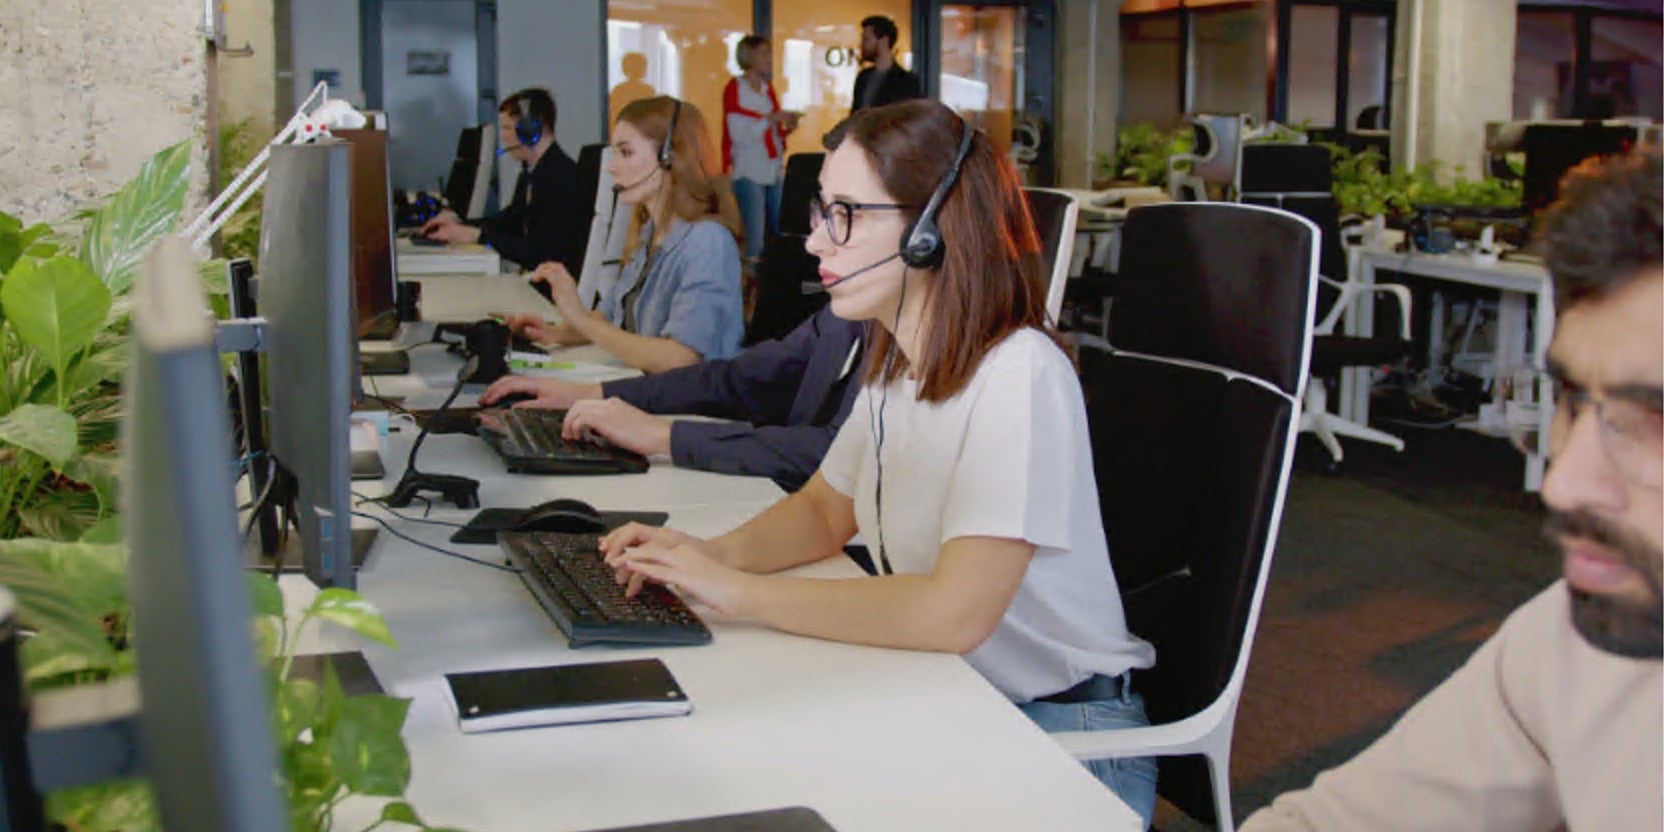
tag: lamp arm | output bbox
[184,82,338,254]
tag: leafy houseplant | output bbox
[0,142,453,830]
[1094,122,1194,189]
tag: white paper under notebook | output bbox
[445,658,691,733]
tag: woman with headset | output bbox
[501,96,745,372]
[420,88,584,273]
[596,100,1158,824]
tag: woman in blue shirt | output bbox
[508,96,745,372]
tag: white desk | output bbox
[396,238,503,275]
[330,310,1143,831]
[1344,246,1554,490]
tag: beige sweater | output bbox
[1242,582,1662,832]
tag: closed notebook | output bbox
[445,658,691,733]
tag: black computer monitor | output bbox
[126,237,288,830]
[255,140,366,589]
[1522,122,1638,213]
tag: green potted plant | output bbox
[0,142,455,831]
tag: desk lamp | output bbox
[182,81,368,256]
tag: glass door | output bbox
[939,1,1054,184]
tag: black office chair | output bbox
[569,143,606,274]
[747,153,826,345]
[1240,145,1411,468]
[1059,202,1318,832]
[1021,188,1080,325]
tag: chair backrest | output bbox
[748,153,827,345]
[568,142,605,277]
[443,124,494,218]
[577,145,630,308]
[1021,188,1080,325]
[1084,202,1316,823]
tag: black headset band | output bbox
[917,119,975,227]
[658,98,682,169]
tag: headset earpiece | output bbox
[899,118,976,270]
[513,94,543,147]
[658,98,682,170]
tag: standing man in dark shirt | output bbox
[850,16,922,114]
[481,308,865,492]
[421,88,585,273]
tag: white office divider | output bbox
[576,146,632,309]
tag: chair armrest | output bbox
[1313,278,1414,340]
[1369,283,1414,341]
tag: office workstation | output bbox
[2,0,1660,830]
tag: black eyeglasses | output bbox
[808,197,908,247]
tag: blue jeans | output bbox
[1019,678,1157,830]
[732,176,781,261]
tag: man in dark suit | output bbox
[851,16,922,114]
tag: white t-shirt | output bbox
[820,328,1155,702]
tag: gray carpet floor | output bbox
[1156,428,1560,829]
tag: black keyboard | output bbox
[499,531,712,647]
[479,408,649,475]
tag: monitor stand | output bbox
[245,527,378,574]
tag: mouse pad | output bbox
[450,508,669,545]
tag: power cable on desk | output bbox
[352,490,465,528]
[350,511,517,574]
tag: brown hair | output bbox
[829,100,1057,403]
[616,96,743,254]
[1536,148,1662,311]
[499,88,557,136]
[736,35,769,72]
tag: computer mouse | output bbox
[510,498,607,534]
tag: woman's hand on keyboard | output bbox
[605,532,747,615]
[601,524,699,581]
[480,375,600,409]
[562,398,672,457]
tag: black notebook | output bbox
[445,658,690,733]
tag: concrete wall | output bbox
[1391,0,1517,175]
[220,0,280,133]
[1057,0,1122,188]
[0,0,206,224]
[494,0,605,197]
[290,0,363,107]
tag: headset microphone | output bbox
[800,252,901,295]
[611,166,661,194]
[496,142,522,156]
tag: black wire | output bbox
[350,511,517,573]
[352,490,466,528]
[868,268,907,577]
[403,357,476,477]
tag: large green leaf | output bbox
[62,451,121,515]
[0,404,78,467]
[0,538,127,617]
[0,544,114,672]
[308,588,398,649]
[64,341,129,398]
[277,677,323,744]
[21,627,119,682]
[1,256,112,385]
[44,778,159,832]
[79,141,191,295]
[381,801,425,826]
[0,213,21,276]
[15,488,103,543]
[328,693,413,797]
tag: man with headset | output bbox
[421,87,585,273]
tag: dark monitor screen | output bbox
[257,140,360,589]
[1522,123,1637,213]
